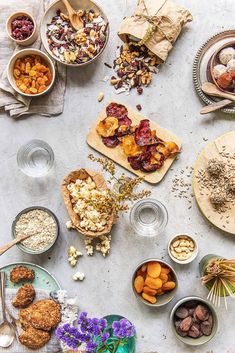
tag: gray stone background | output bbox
[0,0,235,352]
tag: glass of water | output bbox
[17,139,54,177]
[130,198,168,237]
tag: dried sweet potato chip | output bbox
[96,117,119,137]
[121,135,142,157]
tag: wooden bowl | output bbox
[40,0,109,67]
[208,40,235,95]
[6,11,37,46]
[61,169,116,238]
[7,48,55,97]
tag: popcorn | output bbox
[66,220,75,230]
[73,271,85,281]
[68,246,83,267]
[96,235,111,257]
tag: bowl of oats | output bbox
[12,206,59,254]
[41,0,109,66]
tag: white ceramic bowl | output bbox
[7,48,55,97]
[40,0,109,67]
[6,12,38,46]
[132,258,178,307]
[170,296,218,346]
[168,234,198,265]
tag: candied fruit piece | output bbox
[29,87,37,94]
[180,316,192,332]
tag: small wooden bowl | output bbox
[61,169,116,238]
[208,40,235,96]
[7,48,55,97]
[6,12,37,46]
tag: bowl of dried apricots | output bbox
[7,48,55,97]
[132,259,178,307]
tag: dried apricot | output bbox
[143,286,157,296]
[141,264,147,272]
[142,292,157,304]
[145,276,162,290]
[160,266,171,275]
[159,273,168,283]
[136,269,146,280]
[156,288,165,295]
[147,262,161,278]
[162,281,176,291]
[134,275,144,293]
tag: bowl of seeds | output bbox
[168,234,198,264]
[12,206,59,254]
[41,0,109,66]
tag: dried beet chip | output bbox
[141,160,163,172]
[135,119,158,146]
[102,135,120,148]
[106,102,128,119]
[128,151,151,171]
[118,116,132,127]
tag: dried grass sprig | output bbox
[201,258,235,308]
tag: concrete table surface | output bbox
[0,0,235,352]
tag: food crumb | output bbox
[136,104,142,111]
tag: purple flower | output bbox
[101,332,110,342]
[112,319,136,339]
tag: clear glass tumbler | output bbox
[17,139,54,177]
[130,198,168,237]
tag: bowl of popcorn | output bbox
[41,0,109,66]
[6,11,37,46]
[132,259,178,307]
[61,168,116,237]
[7,48,55,97]
[168,234,198,264]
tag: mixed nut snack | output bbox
[111,44,159,94]
[13,55,53,94]
[96,102,180,173]
[134,261,176,304]
[11,15,34,40]
[46,9,107,64]
[174,300,214,338]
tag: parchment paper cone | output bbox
[61,169,116,238]
[118,0,193,62]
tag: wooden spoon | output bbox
[62,0,83,31]
[201,82,235,101]
[200,99,232,114]
[0,234,32,256]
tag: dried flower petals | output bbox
[46,9,107,64]
[111,44,159,94]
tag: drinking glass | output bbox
[130,198,168,237]
[17,139,54,177]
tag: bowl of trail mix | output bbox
[41,0,109,66]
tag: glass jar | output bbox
[129,198,168,237]
[97,315,136,353]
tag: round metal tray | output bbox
[193,29,235,114]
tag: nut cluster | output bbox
[111,43,159,94]
[170,235,195,261]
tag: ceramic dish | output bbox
[168,234,198,264]
[7,48,55,97]
[193,29,235,114]
[207,41,235,95]
[6,11,37,46]
[0,262,61,291]
[170,296,218,346]
[12,206,59,255]
[132,258,178,307]
[40,0,109,67]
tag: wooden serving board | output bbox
[193,131,235,235]
[86,101,182,184]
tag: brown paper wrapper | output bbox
[61,168,116,238]
[118,0,193,62]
